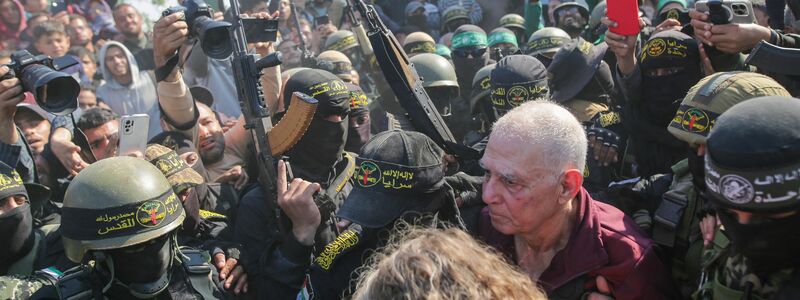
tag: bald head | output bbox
[490,101,587,172]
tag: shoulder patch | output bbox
[314,230,360,271]
[598,111,621,128]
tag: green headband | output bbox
[488,32,518,47]
[452,31,488,49]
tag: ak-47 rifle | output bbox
[228,0,318,233]
[746,41,800,76]
[345,0,373,57]
[352,0,480,161]
[290,1,315,67]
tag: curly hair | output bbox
[352,227,547,300]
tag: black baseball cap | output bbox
[338,130,446,229]
[0,162,49,203]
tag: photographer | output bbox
[153,10,281,187]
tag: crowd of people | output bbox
[1,0,800,298]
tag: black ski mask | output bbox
[640,31,702,126]
[451,25,489,97]
[345,83,371,153]
[718,210,800,274]
[278,69,351,182]
[107,233,175,298]
[0,204,34,274]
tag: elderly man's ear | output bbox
[557,169,584,205]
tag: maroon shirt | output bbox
[479,188,677,300]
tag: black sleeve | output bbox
[234,187,313,299]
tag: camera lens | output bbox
[21,64,79,115]
[196,16,233,59]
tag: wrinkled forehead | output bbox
[483,135,546,173]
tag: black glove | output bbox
[586,126,621,151]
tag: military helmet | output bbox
[705,96,800,213]
[317,50,354,81]
[526,27,571,56]
[442,6,470,28]
[589,1,607,31]
[61,157,185,263]
[404,32,437,56]
[325,30,359,52]
[499,14,526,30]
[668,72,790,146]
[553,2,591,23]
[410,53,459,89]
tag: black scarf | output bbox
[288,117,348,183]
[0,204,34,274]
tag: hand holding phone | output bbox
[606,0,641,35]
[118,114,150,158]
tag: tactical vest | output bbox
[652,159,704,296]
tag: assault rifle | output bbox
[290,0,315,67]
[228,0,318,233]
[352,0,480,161]
[746,41,800,76]
[345,0,373,57]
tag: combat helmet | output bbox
[410,53,459,90]
[317,50,355,81]
[499,14,526,31]
[61,157,185,263]
[442,6,470,31]
[526,27,571,56]
[668,72,791,146]
[404,32,437,56]
[325,30,359,52]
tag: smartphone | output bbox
[315,15,331,27]
[695,0,756,24]
[606,0,641,35]
[118,114,149,157]
[242,18,279,43]
[50,0,68,14]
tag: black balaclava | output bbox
[718,211,800,274]
[0,162,35,274]
[345,83,371,153]
[0,204,34,274]
[639,30,702,127]
[278,69,351,183]
[107,233,175,298]
[451,25,489,98]
[573,61,614,104]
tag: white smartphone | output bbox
[118,114,150,157]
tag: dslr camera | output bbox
[0,50,80,115]
[163,0,232,59]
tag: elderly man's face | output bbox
[480,134,563,236]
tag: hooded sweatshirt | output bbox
[97,41,161,138]
[0,0,27,47]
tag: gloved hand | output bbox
[587,126,621,167]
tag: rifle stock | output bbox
[352,0,480,160]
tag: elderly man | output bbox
[478,101,676,299]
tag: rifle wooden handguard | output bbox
[268,92,318,156]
